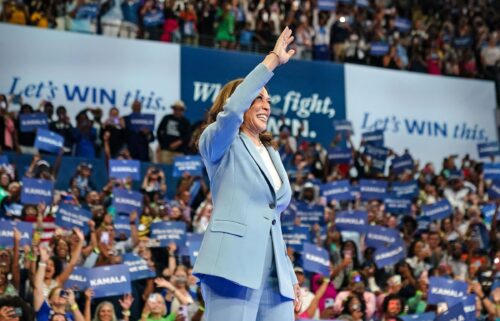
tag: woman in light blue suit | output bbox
[193,27,302,321]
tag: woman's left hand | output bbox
[293,283,302,313]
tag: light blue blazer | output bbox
[193,63,298,300]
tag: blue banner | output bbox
[333,120,352,135]
[422,199,452,221]
[320,180,354,202]
[360,179,388,200]
[462,294,476,321]
[123,253,156,281]
[19,113,48,132]
[365,225,401,249]
[482,203,497,225]
[282,225,310,251]
[435,303,466,321]
[143,10,164,27]
[129,113,155,132]
[391,180,419,199]
[281,202,297,225]
[55,203,92,234]
[334,210,368,233]
[484,163,500,181]
[356,0,369,7]
[428,276,468,305]
[374,242,405,268]
[384,197,412,214]
[400,312,436,321]
[327,147,352,164]
[362,130,384,146]
[64,266,89,292]
[453,36,472,48]
[34,129,64,154]
[188,240,202,265]
[75,3,98,19]
[0,155,8,165]
[88,264,132,298]
[301,242,330,276]
[478,142,500,158]
[114,215,131,239]
[317,0,337,11]
[21,178,54,205]
[109,159,141,181]
[395,17,412,32]
[391,154,414,174]
[295,202,325,226]
[370,155,387,173]
[172,155,203,177]
[0,221,33,247]
[112,188,143,214]
[364,145,389,159]
[488,181,500,199]
[150,221,187,247]
[369,42,389,56]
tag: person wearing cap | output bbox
[193,27,300,321]
[157,100,191,165]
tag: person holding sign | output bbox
[193,27,300,321]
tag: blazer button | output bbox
[269,203,276,209]
[272,219,276,225]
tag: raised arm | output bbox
[34,246,49,311]
[55,228,84,286]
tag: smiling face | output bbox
[242,88,271,135]
[98,303,115,321]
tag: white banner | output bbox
[345,64,497,167]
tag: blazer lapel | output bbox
[266,146,289,197]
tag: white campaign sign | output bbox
[0,24,180,126]
[345,64,497,167]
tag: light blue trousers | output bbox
[199,233,294,321]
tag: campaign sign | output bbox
[143,10,164,27]
[295,202,325,226]
[435,303,466,321]
[364,145,389,159]
[395,17,412,32]
[320,180,354,202]
[282,225,310,251]
[484,163,500,181]
[281,202,297,225]
[488,181,500,200]
[123,253,156,281]
[422,199,452,221]
[114,215,131,239]
[301,242,330,276]
[150,221,187,247]
[172,155,203,177]
[428,277,468,305]
[360,179,388,200]
[21,178,54,205]
[371,155,387,174]
[365,226,401,249]
[334,210,368,233]
[187,232,204,245]
[112,188,143,214]
[478,142,500,158]
[462,294,476,321]
[374,242,405,268]
[87,264,131,298]
[19,113,48,132]
[188,240,202,265]
[0,155,8,165]
[109,159,141,181]
[327,147,352,164]
[0,220,33,247]
[64,266,89,291]
[129,113,155,132]
[417,216,431,231]
[400,312,436,321]
[384,197,412,214]
[317,0,337,11]
[482,203,497,225]
[333,120,352,135]
[362,130,384,146]
[34,129,64,154]
[391,154,414,174]
[391,180,419,199]
[55,203,92,234]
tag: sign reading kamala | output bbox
[114,215,131,238]
[365,225,401,249]
[428,277,468,305]
[327,147,352,164]
[333,120,353,135]
[87,264,131,298]
[172,155,203,177]
[34,129,64,154]
[301,242,330,276]
[462,294,476,321]
[123,253,156,281]
[0,24,180,131]
[359,179,388,200]
[422,199,452,221]
[181,46,346,148]
[488,181,500,200]
[19,113,49,132]
[55,204,92,234]
[64,266,89,291]
[345,64,497,168]
[112,188,143,214]
[320,180,354,202]
[150,221,187,246]
[362,130,384,147]
[390,154,414,174]
[384,197,412,214]
[484,163,500,181]
[129,113,155,132]
[334,210,368,233]
[0,221,33,247]
[21,178,54,205]
[282,225,310,251]
[400,312,436,321]
[391,180,419,199]
[295,202,325,226]
[109,159,141,181]
[374,242,405,268]
[435,303,466,321]
[478,142,500,158]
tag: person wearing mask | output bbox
[157,101,191,165]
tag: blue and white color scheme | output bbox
[428,276,468,305]
[112,188,143,214]
[172,155,203,177]
[34,129,64,154]
[391,180,419,199]
[369,42,390,56]
[20,178,54,205]
[295,202,325,226]
[435,303,466,321]
[422,199,453,221]
[327,147,352,164]
[359,179,388,200]
[64,266,89,292]
[114,215,132,239]
[150,221,187,247]
[19,113,49,132]
[129,113,155,132]
[390,154,414,174]
[0,221,33,247]
[374,242,405,268]
[334,210,368,233]
[400,312,436,321]
[109,159,141,181]
[384,197,412,214]
[123,253,156,281]
[478,141,500,158]
[365,226,401,249]
[462,294,476,321]
[484,163,500,181]
[55,204,92,234]
[320,180,354,202]
[282,226,310,251]
[87,264,131,298]
[333,120,353,135]
[361,130,384,146]
[301,242,330,276]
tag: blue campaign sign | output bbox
[400,312,436,321]
[34,129,64,154]
[187,232,204,245]
[356,0,369,6]
[370,42,389,56]
[75,3,98,19]
[362,130,384,146]
[364,145,389,159]
[391,154,414,174]
[435,303,466,321]
[150,221,187,247]
[482,203,497,225]
[21,178,54,205]
[360,179,388,200]
[0,221,33,247]
[282,225,310,251]
[19,113,49,132]
[374,242,405,268]
[484,163,500,181]
[317,0,337,11]
[172,155,203,177]
[295,202,325,226]
[384,196,412,214]
[488,181,500,200]
[129,113,155,132]
[109,159,141,181]
[320,180,354,202]
[395,17,412,32]
[365,225,401,249]
[478,142,500,158]
[114,215,131,239]
[281,202,297,225]
[0,155,9,165]
[55,203,92,234]
[371,155,387,174]
[64,266,89,292]
[422,199,452,221]
[143,10,164,27]
[123,253,156,281]
[333,120,352,135]
[462,294,476,321]
[327,147,352,164]
[417,216,431,231]
[87,264,131,298]
[188,240,202,265]
[428,276,468,305]
[334,210,368,233]
[453,36,472,48]
[301,242,330,276]
[112,188,143,214]
[180,46,346,150]
[391,180,419,199]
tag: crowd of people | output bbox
[1,0,499,79]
